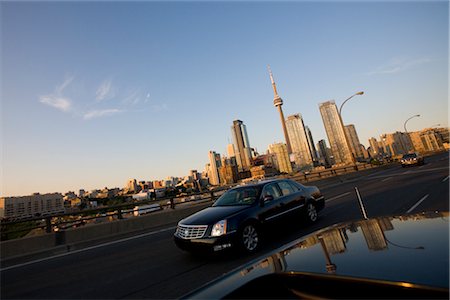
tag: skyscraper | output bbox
[305,126,319,163]
[317,139,332,167]
[285,114,313,169]
[268,143,293,174]
[268,66,292,154]
[208,151,221,186]
[319,100,352,165]
[344,124,364,160]
[231,120,252,171]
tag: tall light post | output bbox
[338,91,364,164]
[403,114,420,153]
[403,114,420,133]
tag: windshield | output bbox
[403,153,417,159]
[213,186,260,206]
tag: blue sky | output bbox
[1,1,448,196]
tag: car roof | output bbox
[234,178,288,189]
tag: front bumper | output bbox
[401,160,419,166]
[174,231,238,253]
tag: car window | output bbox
[213,187,259,206]
[278,181,297,196]
[261,183,282,201]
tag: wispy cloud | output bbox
[83,109,122,120]
[39,95,72,112]
[367,57,432,76]
[95,79,115,101]
[39,76,74,112]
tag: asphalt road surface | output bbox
[2,152,448,299]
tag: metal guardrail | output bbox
[0,162,381,241]
[290,162,378,183]
[0,189,226,241]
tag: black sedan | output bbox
[183,212,449,299]
[174,179,324,253]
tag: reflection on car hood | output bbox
[186,212,449,298]
[179,205,248,225]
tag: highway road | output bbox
[1,152,448,299]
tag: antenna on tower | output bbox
[267,65,279,97]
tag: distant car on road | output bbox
[401,152,424,167]
[174,179,324,254]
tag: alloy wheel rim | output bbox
[243,225,258,251]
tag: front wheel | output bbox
[305,202,318,223]
[240,223,260,253]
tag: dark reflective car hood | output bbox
[185,212,449,298]
[179,205,249,225]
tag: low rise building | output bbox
[0,193,64,220]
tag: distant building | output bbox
[268,143,293,174]
[218,157,239,185]
[317,139,333,167]
[125,179,139,193]
[286,114,313,169]
[368,137,383,157]
[344,124,364,161]
[227,143,236,158]
[409,128,445,153]
[231,120,253,171]
[305,126,319,164]
[0,193,64,220]
[208,151,221,186]
[319,100,352,165]
[380,132,413,158]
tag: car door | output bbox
[277,180,307,217]
[258,182,284,224]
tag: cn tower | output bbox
[268,65,292,154]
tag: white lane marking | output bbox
[326,192,351,202]
[406,195,429,214]
[381,177,392,182]
[442,176,449,182]
[0,226,177,272]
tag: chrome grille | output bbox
[176,224,208,239]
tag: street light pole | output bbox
[403,114,420,153]
[338,91,364,165]
[404,114,420,133]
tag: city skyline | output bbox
[2,1,448,196]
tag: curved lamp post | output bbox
[339,91,364,116]
[403,114,420,133]
[338,91,364,164]
[403,114,420,153]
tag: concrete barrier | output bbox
[1,202,211,260]
[1,232,56,259]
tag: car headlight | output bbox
[211,220,227,237]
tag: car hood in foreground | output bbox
[184,212,449,299]
[179,205,249,225]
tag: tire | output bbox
[305,202,318,223]
[240,223,260,253]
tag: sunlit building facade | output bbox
[0,193,64,220]
[344,124,364,161]
[286,114,313,169]
[268,143,293,174]
[380,132,413,158]
[208,151,221,186]
[319,101,352,165]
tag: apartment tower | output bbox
[319,100,353,165]
[285,114,313,169]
